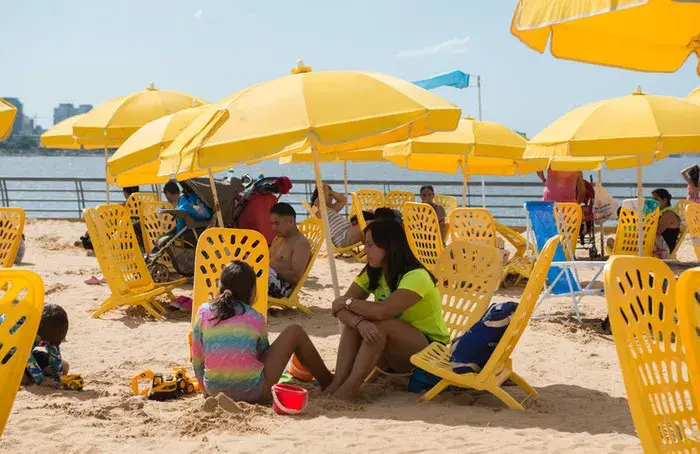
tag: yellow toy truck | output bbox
[131,367,199,401]
[60,374,84,391]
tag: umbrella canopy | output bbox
[40,114,103,150]
[0,99,17,142]
[278,148,384,164]
[73,83,208,146]
[524,87,700,158]
[511,0,700,74]
[107,106,223,187]
[158,70,461,176]
[689,86,700,104]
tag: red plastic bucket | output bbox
[271,383,309,415]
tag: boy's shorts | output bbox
[23,348,51,383]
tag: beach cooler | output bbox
[524,201,581,295]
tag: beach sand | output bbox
[3,219,697,453]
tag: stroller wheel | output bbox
[151,264,171,283]
[172,250,196,277]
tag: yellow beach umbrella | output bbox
[383,118,548,206]
[107,106,221,187]
[0,99,17,142]
[40,114,103,150]
[159,63,461,298]
[689,86,700,104]
[524,86,700,255]
[73,83,208,202]
[511,0,700,75]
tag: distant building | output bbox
[53,103,93,125]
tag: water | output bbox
[0,155,696,221]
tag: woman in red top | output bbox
[537,169,586,203]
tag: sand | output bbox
[3,219,697,453]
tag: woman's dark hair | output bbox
[689,165,700,185]
[419,185,434,194]
[38,304,69,346]
[123,186,140,197]
[210,261,257,322]
[362,220,435,292]
[374,207,401,224]
[310,184,332,206]
[652,188,672,206]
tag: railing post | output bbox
[0,178,6,207]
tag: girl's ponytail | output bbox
[208,261,257,323]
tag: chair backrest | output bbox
[613,205,659,257]
[0,269,44,436]
[675,200,690,225]
[686,203,700,260]
[140,201,177,253]
[0,208,25,268]
[434,241,503,342]
[553,202,582,260]
[402,202,444,271]
[604,257,700,452]
[384,190,414,211]
[479,236,558,380]
[192,228,269,327]
[350,195,369,233]
[293,218,324,294]
[125,192,158,219]
[494,220,529,259]
[676,267,700,422]
[434,195,459,216]
[353,189,385,212]
[301,200,318,217]
[448,208,497,247]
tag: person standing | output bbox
[537,168,586,203]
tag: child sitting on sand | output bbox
[22,304,70,386]
[191,261,332,402]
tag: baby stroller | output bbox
[578,178,598,258]
[146,175,291,282]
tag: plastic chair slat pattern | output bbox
[686,203,700,261]
[353,189,385,213]
[613,206,659,257]
[410,236,558,409]
[434,195,459,217]
[402,202,444,271]
[269,218,324,314]
[0,208,25,268]
[604,257,700,452]
[449,208,497,248]
[384,190,415,211]
[677,267,700,420]
[124,192,158,220]
[554,203,582,261]
[0,269,44,436]
[140,201,177,253]
[495,221,535,285]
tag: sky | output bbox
[2,0,698,135]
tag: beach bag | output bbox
[408,368,442,393]
[449,301,518,374]
[593,182,618,224]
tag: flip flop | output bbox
[84,276,106,285]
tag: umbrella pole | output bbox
[104,147,110,204]
[597,169,605,257]
[637,157,643,257]
[344,160,349,219]
[207,169,224,227]
[462,175,469,207]
[311,143,341,299]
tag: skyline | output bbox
[3,0,698,136]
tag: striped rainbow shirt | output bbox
[191,303,269,401]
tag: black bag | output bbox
[79,232,93,250]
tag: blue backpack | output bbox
[449,301,518,374]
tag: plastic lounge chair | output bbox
[677,267,700,414]
[670,222,689,261]
[301,200,366,263]
[402,202,444,272]
[353,189,385,213]
[139,201,178,281]
[0,269,44,436]
[85,206,186,318]
[612,205,659,257]
[604,257,700,451]
[495,220,535,286]
[553,203,582,261]
[684,203,700,261]
[434,194,458,217]
[384,190,414,211]
[410,236,559,409]
[125,192,158,220]
[268,218,323,314]
[0,208,25,268]
[448,208,497,247]
[366,241,503,383]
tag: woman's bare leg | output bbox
[333,320,428,401]
[324,325,362,395]
[259,324,333,398]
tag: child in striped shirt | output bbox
[191,261,332,402]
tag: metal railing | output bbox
[0,176,687,225]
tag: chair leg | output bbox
[508,372,538,400]
[364,367,381,383]
[92,296,118,318]
[295,300,312,315]
[141,301,165,319]
[487,383,525,410]
[423,379,451,401]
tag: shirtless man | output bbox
[269,203,311,298]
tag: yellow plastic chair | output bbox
[0,269,44,436]
[85,206,185,318]
[353,189,385,213]
[495,220,535,286]
[402,202,444,271]
[140,201,177,253]
[604,257,700,452]
[411,236,559,409]
[269,218,324,314]
[448,208,497,247]
[612,206,659,257]
[0,208,25,268]
[434,194,459,217]
[191,228,269,326]
[670,223,689,261]
[302,199,366,263]
[125,192,158,220]
[384,190,414,211]
[685,203,700,260]
[677,267,700,416]
[553,202,582,261]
